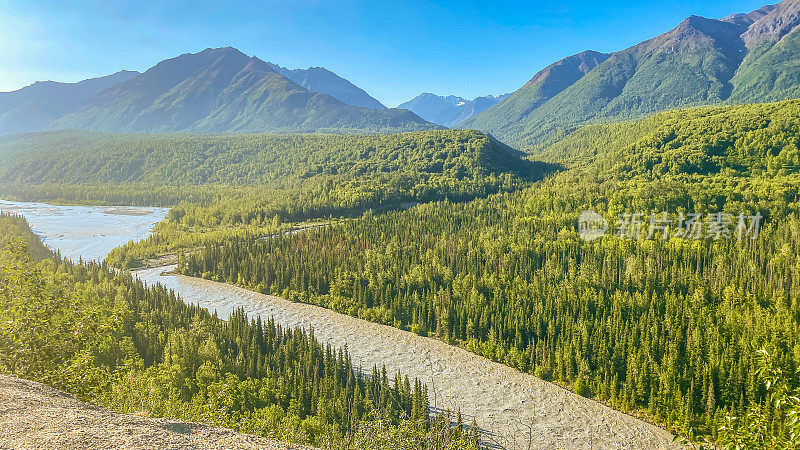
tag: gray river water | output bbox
[0,199,168,262]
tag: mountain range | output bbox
[396,93,509,127]
[2,0,800,144]
[462,0,800,149]
[0,48,432,135]
[51,48,434,134]
[265,62,386,109]
[0,70,139,135]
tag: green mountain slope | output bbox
[730,0,800,102]
[541,98,800,178]
[52,47,435,134]
[266,62,386,109]
[730,31,800,103]
[460,50,609,136]
[466,0,800,150]
[0,71,138,135]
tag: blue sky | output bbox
[0,0,771,106]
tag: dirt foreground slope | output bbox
[0,375,312,450]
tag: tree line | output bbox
[0,214,479,448]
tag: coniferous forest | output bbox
[0,213,480,448]
[173,100,800,444]
[2,92,800,447]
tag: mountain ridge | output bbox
[459,50,609,137]
[52,47,435,134]
[0,70,139,135]
[462,0,800,150]
[265,62,386,109]
[397,92,509,127]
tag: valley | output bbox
[3,198,676,448]
[2,1,800,448]
[136,265,677,449]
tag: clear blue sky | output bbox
[0,0,771,107]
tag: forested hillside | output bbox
[543,98,800,174]
[0,215,479,448]
[174,99,800,444]
[464,0,800,149]
[0,129,537,189]
[0,127,553,271]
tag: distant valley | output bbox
[397,92,509,127]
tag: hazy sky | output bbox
[0,0,771,106]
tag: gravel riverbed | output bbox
[135,265,678,450]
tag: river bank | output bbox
[135,265,678,449]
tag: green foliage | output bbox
[0,129,554,265]
[344,411,480,449]
[0,212,51,260]
[180,99,800,442]
[702,348,800,449]
[0,129,548,215]
[0,216,479,448]
[541,98,800,176]
[0,129,535,188]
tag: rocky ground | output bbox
[0,375,312,450]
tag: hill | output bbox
[540,97,800,177]
[266,63,386,109]
[397,93,509,127]
[0,376,311,450]
[0,70,138,135]
[0,129,539,189]
[0,129,552,257]
[52,47,435,134]
[464,0,800,149]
